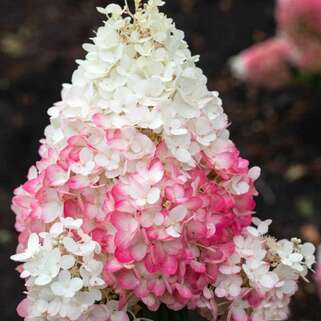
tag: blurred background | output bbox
[0,0,320,320]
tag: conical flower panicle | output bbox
[46,0,231,170]
[11,2,315,321]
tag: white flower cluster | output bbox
[213,218,315,321]
[11,218,105,321]
[45,0,227,167]
[73,301,131,321]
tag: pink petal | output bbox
[118,270,139,290]
[141,294,159,311]
[111,212,139,248]
[22,175,43,194]
[148,279,166,297]
[186,196,203,210]
[165,185,185,203]
[231,307,248,321]
[115,247,134,263]
[63,199,81,217]
[161,255,178,276]
[92,229,111,252]
[134,281,149,298]
[130,241,148,261]
[68,174,90,189]
[190,260,206,273]
[144,254,159,274]
[92,113,109,129]
[84,204,102,220]
[207,263,218,280]
[148,160,164,184]
[176,284,193,299]
[12,195,33,209]
[111,211,138,232]
[67,135,87,146]
[46,165,69,186]
[17,298,28,317]
[104,259,123,273]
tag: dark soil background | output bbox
[0,0,320,320]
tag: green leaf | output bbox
[292,67,321,87]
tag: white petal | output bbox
[63,237,79,254]
[301,243,315,256]
[70,277,83,293]
[166,226,181,238]
[51,282,65,297]
[35,274,52,286]
[79,241,97,256]
[28,233,40,252]
[11,252,31,262]
[61,217,83,229]
[60,255,75,270]
[235,181,249,195]
[50,222,64,236]
[111,311,129,321]
[260,272,278,288]
[102,4,122,16]
[147,187,161,204]
[289,253,303,263]
[20,270,30,278]
[175,147,192,163]
[168,205,187,223]
[42,201,62,223]
[249,166,261,181]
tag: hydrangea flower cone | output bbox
[11,1,315,321]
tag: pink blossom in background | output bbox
[276,0,321,71]
[277,0,321,35]
[230,38,292,89]
[231,0,321,88]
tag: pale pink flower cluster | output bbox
[231,0,321,88]
[277,0,321,72]
[11,1,315,321]
[230,39,292,89]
